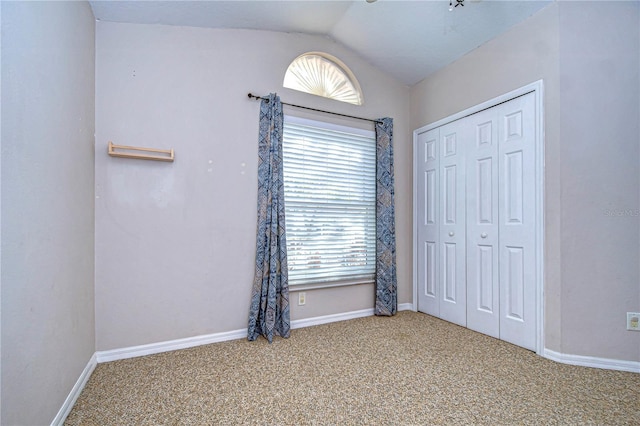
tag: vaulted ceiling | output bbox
[89,0,551,86]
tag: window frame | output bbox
[282,114,377,291]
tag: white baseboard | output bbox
[51,353,97,426]
[96,328,248,363]
[291,303,414,329]
[96,305,414,364]
[291,308,374,329]
[543,348,640,373]
[398,302,414,312]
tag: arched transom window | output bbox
[283,52,363,106]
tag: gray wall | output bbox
[1,2,96,424]
[411,2,640,362]
[557,1,640,362]
[95,22,411,351]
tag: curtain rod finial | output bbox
[248,93,269,102]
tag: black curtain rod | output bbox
[247,93,382,124]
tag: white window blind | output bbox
[282,116,376,287]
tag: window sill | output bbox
[288,278,374,292]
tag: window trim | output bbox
[288,277,374,292]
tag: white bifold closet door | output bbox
[417,92,537,351]
[416,127,440,319]
[466,93,536,350]
[437,121,468,327]
[416,122,467,328]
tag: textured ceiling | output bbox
[89,0,551,86]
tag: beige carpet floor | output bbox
[65,311,640,425]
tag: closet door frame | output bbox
[412,80,545,355]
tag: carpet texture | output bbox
[65,312,640,425]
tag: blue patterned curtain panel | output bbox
[375,118,398,316]
[247,93,291,342]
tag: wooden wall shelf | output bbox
[108,141,174,162]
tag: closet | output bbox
[415,90,539,351]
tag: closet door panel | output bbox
[438,122,467,327]
[466,109,500,338]
[498,92,537,351]
[416,128,440,317]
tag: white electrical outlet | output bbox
[298,292,306,306]
[627,312,640,331]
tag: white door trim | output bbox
[412,80,545,355]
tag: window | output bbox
[283,52,363,105]
[282,116,376,287]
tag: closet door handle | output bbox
[448,231,455,237]
[481,232,488,239]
